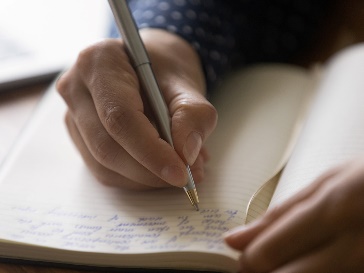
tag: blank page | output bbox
[270,45,364,207]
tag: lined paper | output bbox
[0,64,312,261]
[270,46,364,207]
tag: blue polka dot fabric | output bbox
[110,0,332,93]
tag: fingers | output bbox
[241,196,333,272]
[224,166,343,250]
[237,226,364,273]
[271,230,363,273]
[64,111,151,191]
[57,35,213,189]
[58,39,190,187]
[66,105,206,189]
[59,70,205,189]
[224,161,364,273]
[58,67,165,189]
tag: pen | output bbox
[108,0,199,211]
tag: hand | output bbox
[224,157,364,273]
[56,29,217,190]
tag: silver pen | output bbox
[108,0,199,210]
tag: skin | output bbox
[58,28,364,271]
[224,157,364,273]
[56,29,217,190]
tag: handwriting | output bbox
[4,206,241,253]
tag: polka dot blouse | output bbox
[109,0,332,94]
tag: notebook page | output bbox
[245,171,280,224]
[270,45,364,207]
[0,64,310,259]
[0,86,240,258]
[209,65,315,223]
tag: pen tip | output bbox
[194,203,199,211]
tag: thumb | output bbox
[170,90,218,166]
[142,29,218,166]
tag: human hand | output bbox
[56,29,217,190]
[224,157,364,273]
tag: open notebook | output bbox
[0,0,110,91]
[1,45,364,272]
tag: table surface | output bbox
[0,1,363,272]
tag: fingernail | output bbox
[161,165,186,187]
[183,131,202,166]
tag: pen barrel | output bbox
[136,64,174,146]
[108,0,173,145]
[108,0,198,208]
[108,0,150,67]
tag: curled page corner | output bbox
[244,170,282,225]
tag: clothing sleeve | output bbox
[109,0,332,95]
[117,0,243,94]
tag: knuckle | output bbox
[75,40,121,75]
[56,73,72,103]
[174,100,218,136]
[75,40,139,100]
[93,137,119,166]
[190,102,218,139]
[199,102,218,128]
[76,44,98,71]
[77,40,114,66]
[103,105,134,138]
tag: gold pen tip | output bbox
[184,187,199,211]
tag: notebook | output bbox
[0,0,110,91]
[1,44,364,272]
